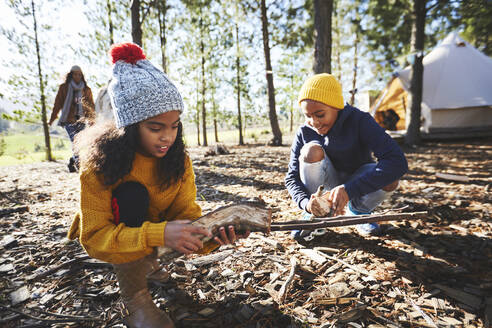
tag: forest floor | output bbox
[0,137,491,327]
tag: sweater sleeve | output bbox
[77,169,167,264]
[161,156,202,222]
[284,129,311,211]
[344,113,408,199]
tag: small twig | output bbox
[0,305,102,323]
[277,256,297,303]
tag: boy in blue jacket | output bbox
[285,73,408,237]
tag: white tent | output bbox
[371,32,492,136]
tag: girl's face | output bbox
[137,110,180,158]
[301,99,340,135]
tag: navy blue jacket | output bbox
[285,104,408,211]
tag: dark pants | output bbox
[111,181,149,227]
[64,122,85,166]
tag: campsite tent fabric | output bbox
[371,32,492,133]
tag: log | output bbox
[157,202,271,261]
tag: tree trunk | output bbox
[350,32,358,106]
[196,86,201,146]
[106,0,114,46]
[199,14,207,146]
[212,92,219,142]
[235,23,244,145]
[290,72,294,132]
[131,0,143,46]
[31,0,52,161]
[405,0,426,146]
[260,0,282,146]
[334,4,342,81]
[158,0,167,72]
[313,0,333,73]
[196,104,201,146]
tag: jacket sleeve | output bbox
[50,84,66,123]
[83,87,96,122]
[161,156,202,222]
[284,129,311,211]
[77,169,167,264]
[344,112,408,199]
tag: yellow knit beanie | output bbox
[298,73,344,109]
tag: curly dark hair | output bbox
[74,119,187,189]
[64,70,88,85]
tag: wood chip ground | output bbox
[0,138,491,327]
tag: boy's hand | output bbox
[327,185,349,216]
[307,195,333,217]
[164,220,211,254]
[214,226,250,246]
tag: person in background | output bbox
[49,65,95,172]
[285,73,408,238]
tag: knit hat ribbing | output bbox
[108,42,184,128]
[298,73,344,109]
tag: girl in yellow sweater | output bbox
[68,43,245,328]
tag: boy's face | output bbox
[301,99,340,135]
[137,110,180,158]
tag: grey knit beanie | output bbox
[108,42,184,128]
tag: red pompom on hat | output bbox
[109,42,146,65]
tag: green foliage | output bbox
[363,0,459,76]
[451,0,492,56]
[0,136,6,156]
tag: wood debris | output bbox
[0,139,491,327]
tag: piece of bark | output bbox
[157,202,271,261]
[435,172,470,182]
[188,249,234,267]
[299,248,328,264]
[433,284,482,310]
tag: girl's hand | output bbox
[164,220,211,254]
[214,226,250,246]
[327,185,349,216]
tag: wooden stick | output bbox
[270,211,427,231]
[435,172,469,182]
[0,305,102,323]
[277,256,297,303]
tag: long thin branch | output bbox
[270,211,427,231]
[0,305,102,323]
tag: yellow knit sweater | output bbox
[67,152,202,264]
